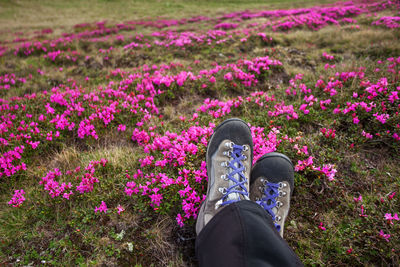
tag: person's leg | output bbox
[195,200,303,267]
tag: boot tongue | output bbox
[225,161,249,202]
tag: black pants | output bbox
[195,200,303,267]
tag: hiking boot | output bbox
[250,152,294,238]
[196,118,253,235]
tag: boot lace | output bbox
[256,180,287,232]
[216,142,249,209]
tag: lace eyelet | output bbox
[223,151,231,157]
[219,187,227,194]
[221,174,228,181]
[242,145,249,151]
[276,216,282,221]
[279,191,287,197]
[221,161,228,167]
[225,142,234,149]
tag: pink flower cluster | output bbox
[39,168,74,199]
[43,49,81,63]
[384,213,399,224]
[294,156,337,181]
[321,128,336,138]
[214,23,239,30]
[318,222,327,231]
[322,52,334,61]
[39,159,107,200]
[379,230,391,242]
[76,158,107,194]
[372,16,400,28]
[8,189,26,207]
[0,145,26,178]
[0,73,28,90]
[95,201,108,213]
[3,0,395,59]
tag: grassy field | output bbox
[0,0,399,266]
[0,0,337,29]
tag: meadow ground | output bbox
[0,0,399,266]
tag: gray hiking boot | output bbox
[196,118,253,235]
[250,152,294,238]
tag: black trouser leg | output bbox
[195,200,303,267]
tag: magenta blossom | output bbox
[95,201,108,213]
[379,230,391,242]
[318,222,326,231]
[117,205,125,214]
[8,189,26,207]
[384,213,399,224]
[118,124,127,131]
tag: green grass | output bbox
[0,0,336,30]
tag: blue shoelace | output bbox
[219,144,249,207]
[256,182,281,232]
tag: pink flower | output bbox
[384,213,399,224]
[8,189,26,207]
[373,113,389,124]
[294,156,314,171]
[321,128,335,138]
[94,201,108,213]
[322,52,334,60]
[30,141,40,149]
[388,192,396,200]
[176,213,184,227]
[45,103,55,114]
[118,124,126,132]
[224,72,233,81]
[149,192,163,207]
[299,104,310,114]
[379,230,390,242]
[125,181,138,196]
[318,222,326,231]
[362,130,373,139]
[117,205,125,214]
[38,114,46,121]
[359,205,368,217]
[353,194,362,203]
